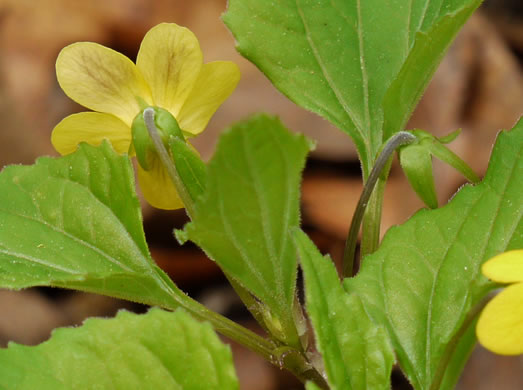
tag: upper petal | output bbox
[52,112,132,155]
[178,61,240,136]
[136,156,184,210]
[476,282,523,355]
[136,23,202,117]
[482,249,523,284]
[56,42,152,126]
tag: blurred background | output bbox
[0,0,522,388]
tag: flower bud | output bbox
[399,129,480,209]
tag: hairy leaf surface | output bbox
[0,142,180,308]
[0,309,238,390]
[179,115,311,344]
[295,230,394,390]
[345,119,523,389]
[224,0,481,173]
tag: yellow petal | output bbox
[178,61,241,136]
[482,249,523,284]
[136,157,184,210]
[51,112,131,155]
[56,42,152,126]
[136,23,202,117]
[476,282,523,355]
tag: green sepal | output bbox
[131,107,185,171]
[169,137,208,204]
[131,112,154,170]
[438,128,462,144]
[399,143,438,209]
[399,129,479,208]
[428,141,481,184]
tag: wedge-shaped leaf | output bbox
[0,308,238,390]
[295,229,394,390]
[179,115,311,345]
[0,142,181,308]
[224,0,481,174]
[344,119,523,390]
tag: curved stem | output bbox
[429,293,494,390]
[144,108,327,388]
[166,290,328,388]
[342,131,416,278]
[143,107,195,217]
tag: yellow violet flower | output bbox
[476,249,523,355]
[51,23,240,209]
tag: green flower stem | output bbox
[143,107,195,217]
[145,109,327,388]
[429,293,494,390]
[429,142,481,184]
[162,279,328,388]
[360,176,387,260]
[343,131,416,278]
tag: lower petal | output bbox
[177,61,240,136]
[52,112,131,155]
[476,283,523,355]
[136,157,184,210]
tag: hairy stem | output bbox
[343,131,416,278]
[144,108,326,387]
[165,287,328,388]
[143,107,195,217]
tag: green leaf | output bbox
[382,3,480,140]
[0,308,238,390]
[294,229,395,390]
[179,114,311,346]
[0,142,181,309]
[224,0,481,175]
[344,118,523,390]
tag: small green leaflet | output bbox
[0,142,182,309]
[0,308,239,390]
[224,0,481,175]
[178,114,312,346]
[345,118,523,390]
[295,229,394,390]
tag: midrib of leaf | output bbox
[241,130,283,294]
[1,172,152,274]
[216,176,268,292]
[267,127,295,286]
[406,0,413,53]
[299,238,352,387]
[0,247,80,274]
[295,0,366,140]
[424,146,520,381]
[313,266,353,388]
[0,208,138,273]
[213,146,269,293]
[375,243,423,387]
[356,0,371,140]
[417,1,431,33]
